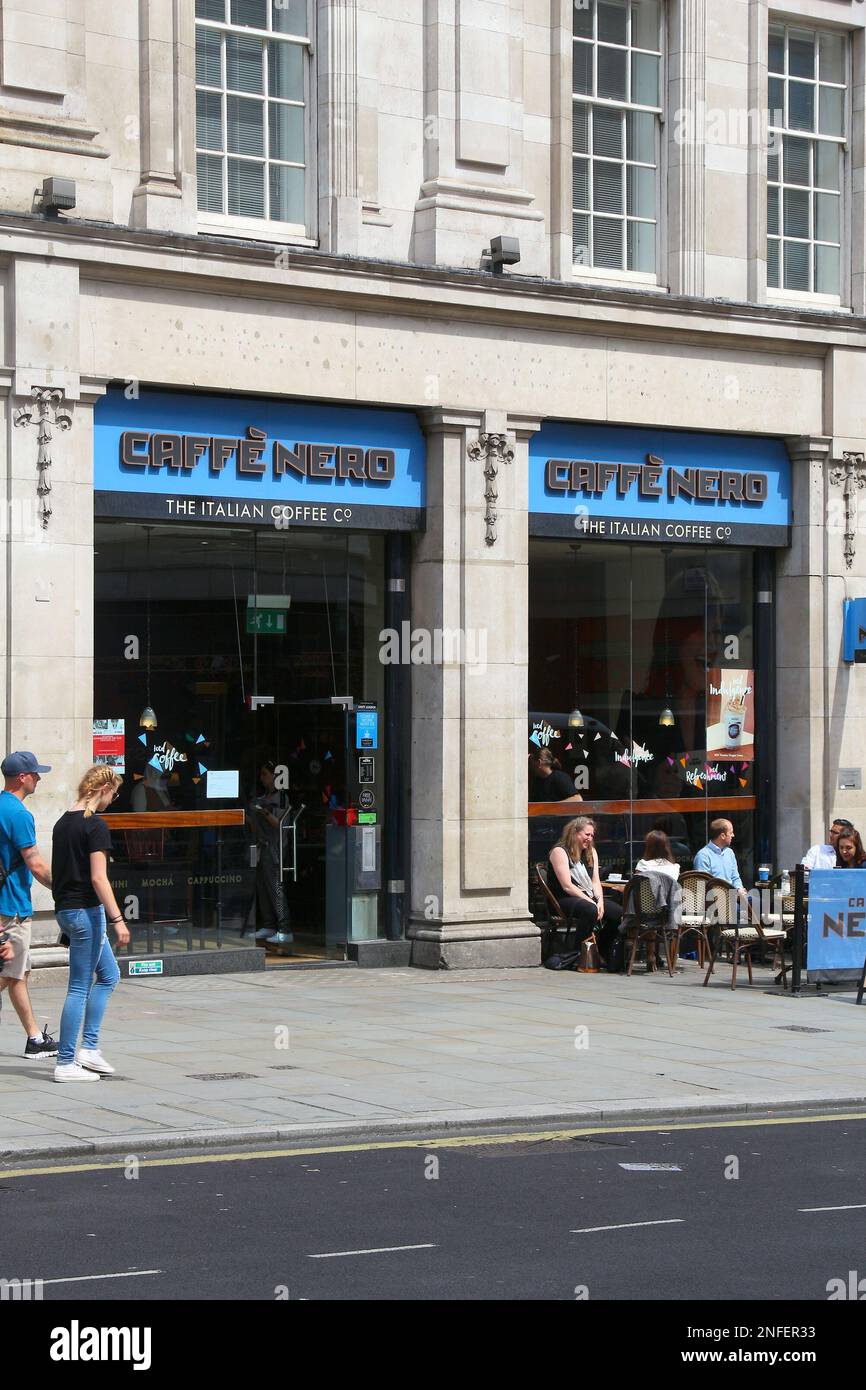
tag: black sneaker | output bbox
[24,1028,59,1060]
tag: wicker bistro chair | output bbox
[701,876,789,990]
[535,862,568,958]
[535,863,600,968]
[676,870,718,967]
[621,874,679,978]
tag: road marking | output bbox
[2,1110,865,1181]
[308,1244,437,1259]
[619,1163,682,1171]
[571,1219,684,1234]
[41,1270,163,1286]
[798,1203,866,1213]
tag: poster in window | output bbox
[705,670,755,762]
[93,719,125,772]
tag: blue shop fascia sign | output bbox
[94,388,426,531]
[530,423,792,546]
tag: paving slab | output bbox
[0,960,864,1160]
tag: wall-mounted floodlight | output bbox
[488,235,521,275]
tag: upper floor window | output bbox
[195,0,312,233]
[767,23,846,298]
[572,0,662,277]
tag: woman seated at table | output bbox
[836,829,866,868]
[547,816,621,957]
[529,747,582,803]
[635,829,681,880]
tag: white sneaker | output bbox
[254,927,273,940]
[79,1049,115,1075]
[54,1062,99,1083]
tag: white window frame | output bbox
[766,18,849,307]
[195,1,317,244]
[571,0,665,287]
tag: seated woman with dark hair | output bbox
[635,829,680,880]
[547,816,622,958]
[836,829,866,868]
[529,747,582,803]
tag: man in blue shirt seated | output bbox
[694,819,746,895]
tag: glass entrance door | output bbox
[248,697,353,959]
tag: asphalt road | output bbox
[1,1111,865,1301]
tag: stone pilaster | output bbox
[317,0,361,254]
[3,257,96,920]
[408,407,540,968]
[414,0,545,273]
[746,0,769,303]
[131,0,197,234]
[777,436,831,868]
[668,0,707,296]
[851,28,866,315]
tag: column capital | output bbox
[419,406,485,436]
[508,414,543,441]
[79,376,110,405]
[785,435,833,465]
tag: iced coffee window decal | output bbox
[706,669,755,762]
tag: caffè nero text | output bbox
[546,454,768,503]
[120,426,396,483]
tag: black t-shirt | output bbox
[529,769,576,802]
[52,811,112,910]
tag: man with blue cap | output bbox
[0,752,58,1057]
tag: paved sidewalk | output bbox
[1,961,865,1160]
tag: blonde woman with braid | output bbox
[51,766,129,1081]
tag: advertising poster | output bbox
[705,669,755,762]
[92,718,125,771]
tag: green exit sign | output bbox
[246,609,287,635]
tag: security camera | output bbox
[489,235,521,275]
[40,177,76,215]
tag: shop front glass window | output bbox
[94,523,385,957]
[528,541,757,887]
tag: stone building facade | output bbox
[0,0,864,969]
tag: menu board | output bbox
[93,719,125,771]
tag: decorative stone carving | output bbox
[13,388,73,529]
[468,431,514,547]
[829,452,866,569]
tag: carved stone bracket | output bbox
[13,388,73,529]
[829,452,866,570]
[468,432,514,547]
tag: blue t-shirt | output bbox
[0,791,36,917]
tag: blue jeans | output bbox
[56,907,120,1066]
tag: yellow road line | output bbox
[1,1109,866,1181]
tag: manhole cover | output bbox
[774,1025,831,1034]
[187,1072,258,1081]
